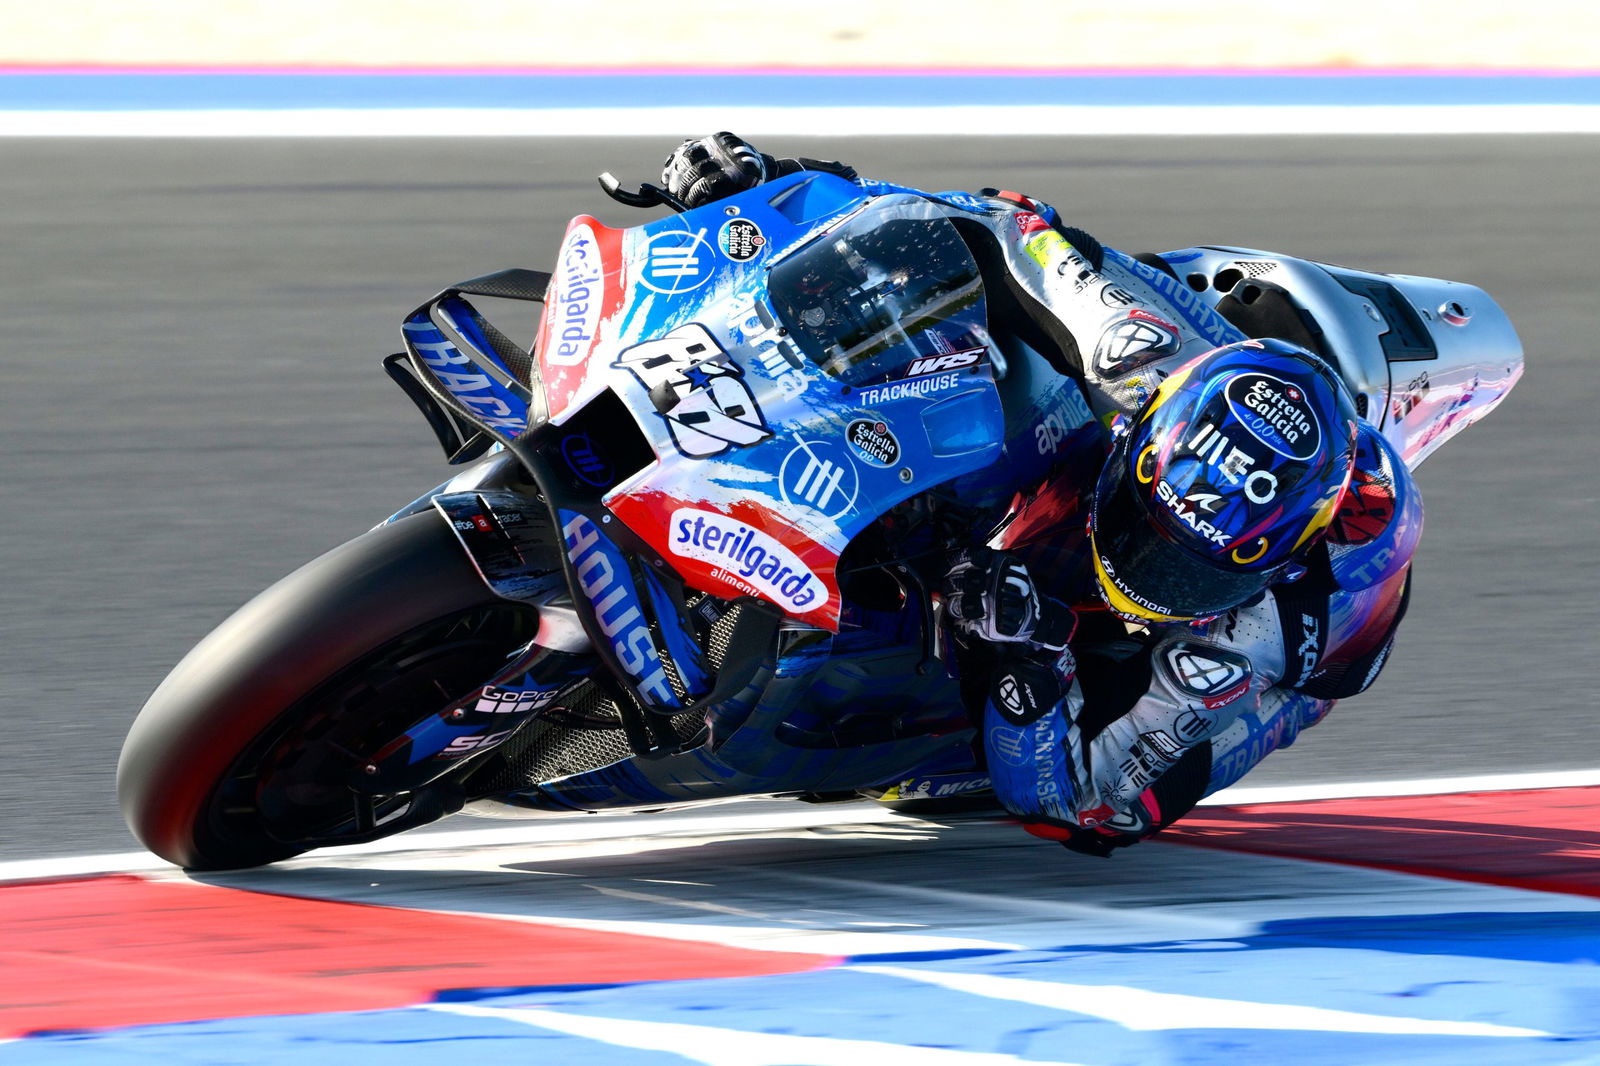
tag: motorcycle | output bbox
[117,166,1524,870]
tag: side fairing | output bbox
[536,216,628,420]
[532,177,1009,631]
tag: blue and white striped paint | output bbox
[5,67,1600,134]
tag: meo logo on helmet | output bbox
[1184,423,1281,503]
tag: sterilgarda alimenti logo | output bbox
[668,508,829,614]
[546,223,605,367]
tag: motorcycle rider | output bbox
[659,133,1420,856]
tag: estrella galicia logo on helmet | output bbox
[1225,372,1322,460]
[846,419,900,467]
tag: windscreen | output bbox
[767,201,988,386]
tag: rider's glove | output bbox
[661,132,775,209]
[661,133,860,209]
[943,549,1076,651]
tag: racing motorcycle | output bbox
[117,166,1524,870]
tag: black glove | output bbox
[661,132,775,209]
[661,133,860,210]
[943,549,1076,650]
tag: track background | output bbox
[8,1,1600,69]
[1,134,1593,858]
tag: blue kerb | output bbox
[6,72,1600,111]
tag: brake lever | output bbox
[598,172,691,213]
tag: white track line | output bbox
[1,768,1593,884]
[429,1003,1095,1066]
[1199,767,1600,806]
[4,104,1600,137]
[851,966,1549,1037]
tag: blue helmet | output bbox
[1090,339,1359,624]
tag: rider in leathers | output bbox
[660,133,1420,856]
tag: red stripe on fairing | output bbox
[609,488,843,630]
[0,875,836,1038]
[1163,787,1600,898]
[536,215,626,422]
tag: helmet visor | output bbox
[1091,452,1276,623]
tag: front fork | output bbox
[354,604,594,795]
[340,487,594,797]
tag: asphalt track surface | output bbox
[2,135,1595,861]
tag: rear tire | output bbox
[117,511,537,870]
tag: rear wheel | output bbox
[118,511,540,870]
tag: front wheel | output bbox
[117,511,540,870]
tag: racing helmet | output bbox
[1090,339,1359,624]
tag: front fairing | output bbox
[535,176,1009,630]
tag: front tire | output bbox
[117,511,536,870]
